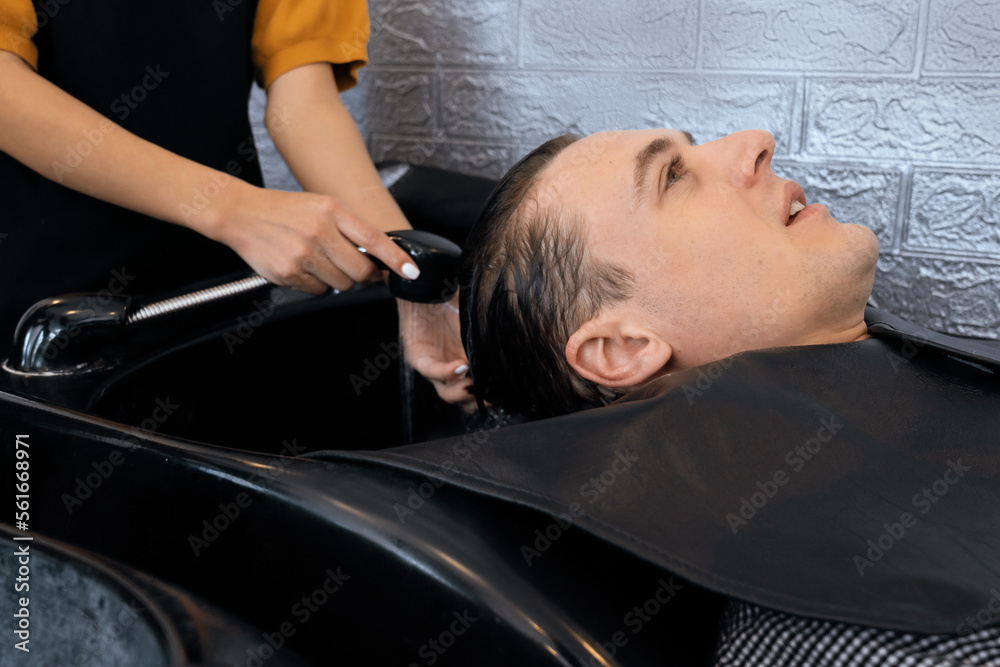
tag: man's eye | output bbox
[662,157,685,192]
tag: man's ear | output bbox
[565,313,672,388]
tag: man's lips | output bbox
[787,202,828,227]
[783,181,808,227]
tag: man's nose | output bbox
[724,129,775,188]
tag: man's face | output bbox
[536,129,880,370]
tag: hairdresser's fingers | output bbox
[430,376,475,408]
[289,272,332,295]
[289,255,354,293]
[410,355,475,407]
[216,190,398,293]
[304,212,394,288]
[412,357,469,384]
[247,251,330,295]
[336,211,420,283]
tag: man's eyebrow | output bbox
[632,136,673,209]
[631,131,697,210]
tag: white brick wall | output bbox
[253,0,1000,339]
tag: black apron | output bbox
[340,307,1000,633]
[0,0,262,338]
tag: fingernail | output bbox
[454,364,469,375]
[402,263,420,280]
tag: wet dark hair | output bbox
[460,135,636,421]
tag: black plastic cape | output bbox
[338,306,1000,634]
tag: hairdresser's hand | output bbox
[205,185,419,294]
[0,51,411,292]
[398,293,475,411]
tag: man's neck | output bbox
[797,318,872,346]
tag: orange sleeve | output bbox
[252,0,369,92]
[0,0,37,68]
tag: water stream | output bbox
[398,299,460,445]
[399,314,416,445]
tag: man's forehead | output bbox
[570,128,669,160]
[537,129,669,206]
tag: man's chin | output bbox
[845,223,881,272]
[811,223,879,327]
[854,227,879,290]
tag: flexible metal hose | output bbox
[127,274,271,325]
[127,165,415,326]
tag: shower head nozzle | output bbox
[364,230,462,304]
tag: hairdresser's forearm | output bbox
[0,50,253,237]
[265,63,411,232]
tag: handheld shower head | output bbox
[364,230,462,304]
[4,230,463,379]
